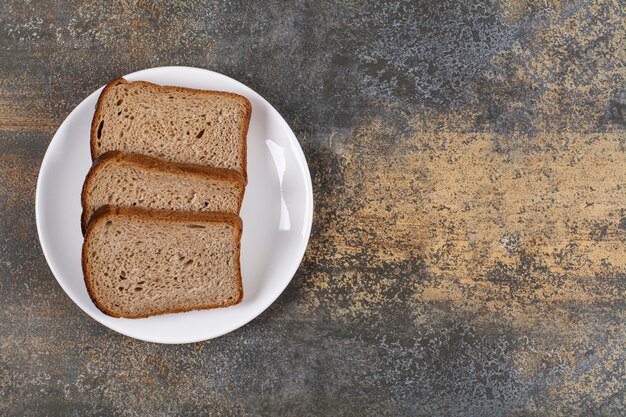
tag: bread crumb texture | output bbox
[85,214,240,317]
[94,81,248,172]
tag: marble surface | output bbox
[0,1,624,416]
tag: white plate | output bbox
[35,66,313,344]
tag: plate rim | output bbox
[35,66,313,344]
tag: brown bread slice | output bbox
[91,78,251,181]
[83,206,243,318]
[81,151,245,233]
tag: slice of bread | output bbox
[82,206,243,318]
[81,151,245,233]
[91,78,251,181]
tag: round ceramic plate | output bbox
[36,66,313,344]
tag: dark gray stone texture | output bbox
[0,1,624,416]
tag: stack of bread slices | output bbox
[81,78,251,318]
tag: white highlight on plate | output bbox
[266,139,291,231]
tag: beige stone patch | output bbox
[304,121,625,317]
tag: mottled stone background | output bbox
[1,1,624,416]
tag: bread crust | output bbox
[80,150,246,233]
[90,77,126,160]
[82,206,244,318]
[90,77,251,181]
